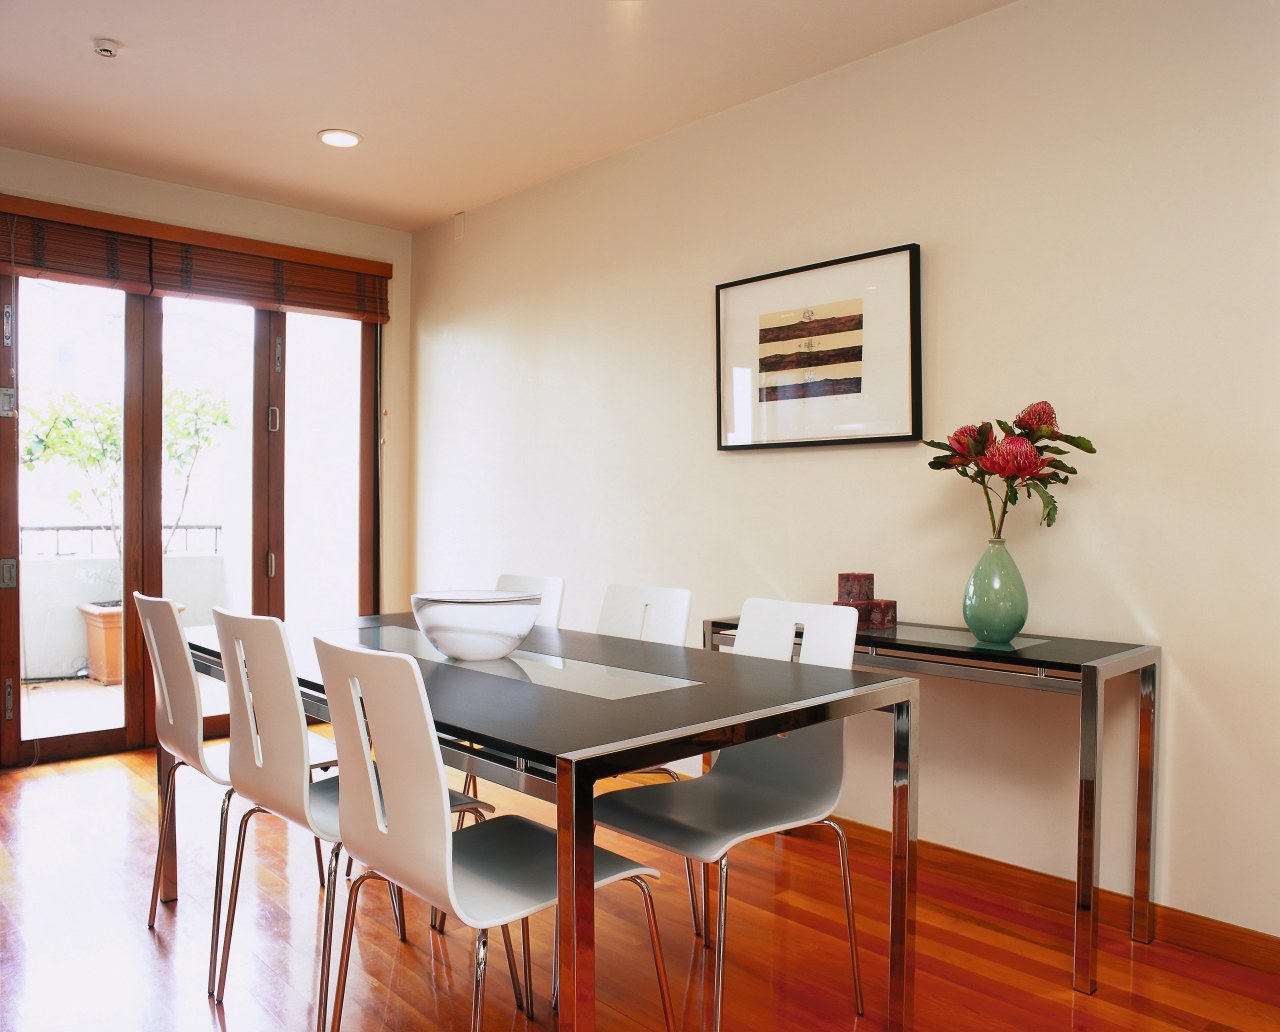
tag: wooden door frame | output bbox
[0,288,156,766]
[0,275,19,765]
[359,321,380,616]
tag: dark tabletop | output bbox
[191,614,910,771]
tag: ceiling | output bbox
[2,0,1013,233]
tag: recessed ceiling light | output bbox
[318,129,362,148]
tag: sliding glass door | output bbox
[0,282,378,765]
[11,279,128,749]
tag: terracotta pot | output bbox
[77,602,123,685]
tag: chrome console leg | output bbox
[887,694,919,1032]
[819,819,864,1015]
[1133,661,1158,944]
[147,758,186,927]
[630,876,675,1032]
[1074,667,1103,994]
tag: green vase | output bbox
[963,538,1028,645]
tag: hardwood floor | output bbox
[1,748,1277,1031]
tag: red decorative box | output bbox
[837,572,875,602]
[834,598,897,630]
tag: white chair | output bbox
[593,597,865,1031]
[135,591,237,996]
[496,573,564,628]
[596,583,691,645]
[314,637,676,1032]
[211,607,349,1032]
[595,583,703,930]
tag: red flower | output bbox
[1013,401,1058,434]
[947,424,982,455]
[977,435,1048,479]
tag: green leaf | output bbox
[995,419,1015,437]
[1055,432,1096,453]
[1028,480,1059,526]
[1045,459,1078,475]
[924,439,954,452]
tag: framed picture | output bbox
[716,243,921,450]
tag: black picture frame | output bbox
[716,243,921,450]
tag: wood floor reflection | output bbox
[1,748,1277,1031]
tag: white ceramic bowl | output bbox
[410,590,541,661]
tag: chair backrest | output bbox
[496,573,564,627]
[715,598,859,805]
[314,638,460,917]
[212,608,326,834]
[733,597,857,668]
[596,583,692,646]
[134,591,217,777]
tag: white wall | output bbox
[0,150,416,612]
[412,0,1280,935]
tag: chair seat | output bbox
[196,739,232,786]
[439,814,657,928]
[593,771,833,864]
[304,773,342,843]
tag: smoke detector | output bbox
[93,38,122,58]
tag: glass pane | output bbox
[162,297,255,717]
[17,279,125,740]
[284,313,361,627]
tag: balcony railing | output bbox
[18,524,224,557]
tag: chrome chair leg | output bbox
[389,882,407,941]
[684,857,702,937]
[471,927,490,1032]
[521,916,534,1018]
[630,876,676,1032]
[207,787,235,996]
[550,906,559,1011]
[328,869,382,1032]
[147,758,186,927]
[315,842,342,1032]
[713,855,729,1032]
[215,805,267,1001]
[819,818,864,1015]
[702,861,713,949]
[499,923,525,1013]
[308,768,326,889]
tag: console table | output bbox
[703,616,1159,995]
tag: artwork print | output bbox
[758,299,863,403]
[716,244,920,450]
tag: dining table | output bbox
[180,612,922,1031]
